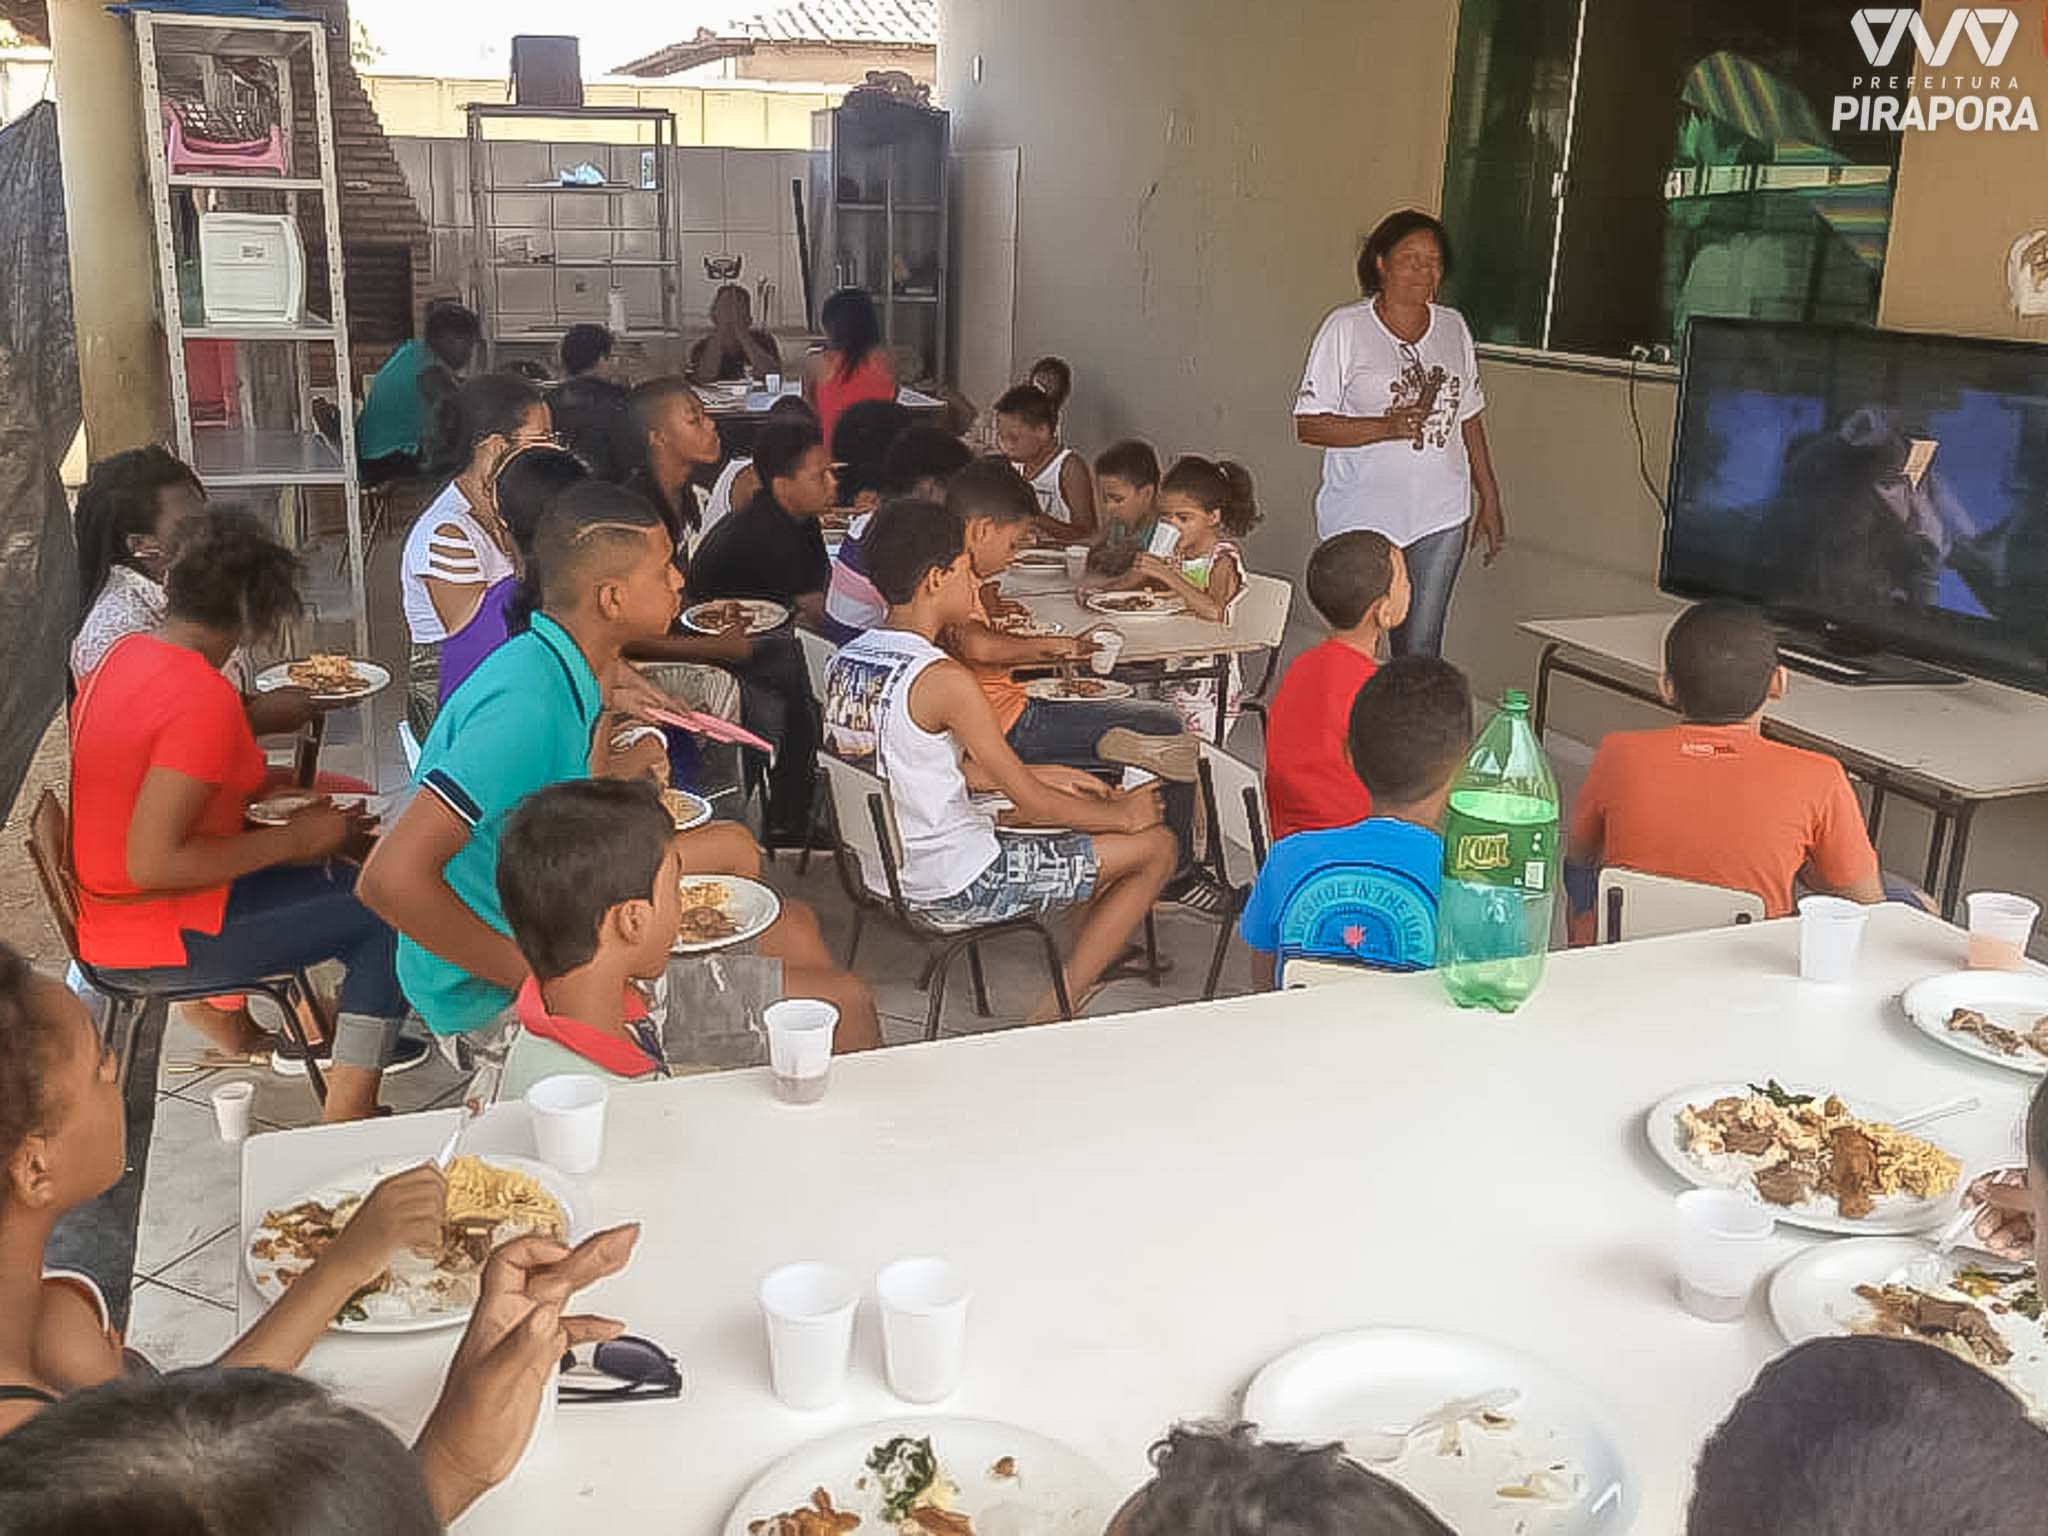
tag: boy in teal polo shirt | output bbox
[361,480,884,1050]
[362,481,685,1037]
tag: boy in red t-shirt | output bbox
[1263,531,1410,840]
[1566,602,1884,943]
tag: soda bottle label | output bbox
[1446,822,1554,892]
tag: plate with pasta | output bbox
[245,1154,579,1334]
[253,656,392,702]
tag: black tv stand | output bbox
[1776,632,1967,688]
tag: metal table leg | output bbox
[1938,800,1979,921]
[1211,657,1230,745]
[1533,642,1561,736]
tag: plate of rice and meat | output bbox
[682,599,791,636]
[1648,1080,1963,1235]
[254,656,391,702]
[1021,677,1134,702]
[672,875,781,953]
[1082,591,1186,618]
[1901,970,2048,1078]
[1771,1236,2048,1407]
[245,1155,576,1333]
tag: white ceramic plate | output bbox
[1645,1083,1962,1236]
[662,788,714,832]
[680,599,790,636]
[1011,547,1071,570]
[1901,970,2048,1078]
[672,874,781,953]
[722,1418,1120,1536]
[1242,1328,1636,1535]
[990,615,1066,638]
[1022,676,1135,702]
[1083,590,1187,619]
[246,791,386,827]
[253,658,392,702]
[1769,1236,2048,1408]
[245,1155,580,1335]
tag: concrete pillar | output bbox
[46,0,172,454]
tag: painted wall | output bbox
[363,74,838,146]
[939,0,1459,589]
[939,0,2048,922]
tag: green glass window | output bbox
[1441,0,1903,358]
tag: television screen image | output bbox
[1663,319,2048,693]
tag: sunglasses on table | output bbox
[557,1334,684,1403]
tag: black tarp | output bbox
[0,99,79,816]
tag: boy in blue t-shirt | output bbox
[1240,655,1474,986]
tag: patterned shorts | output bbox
[915,832,1100,931]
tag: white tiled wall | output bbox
[392,136,824,336]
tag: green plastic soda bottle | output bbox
[1436,689,1559,1012]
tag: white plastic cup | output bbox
[1676,1189,1774,1322]
[1090,629,1125,677]
[210,1081,254,1143]
[759,1261,859,1409]
[1798,895,1869,983]
[525,1074,610,1174]
[764,372,783,394]
[765,999,838,1104]
[1966,892,2040,971]
[1146,522,1182,560]
[876,1257,971,1403]
[1064,544,1090,582]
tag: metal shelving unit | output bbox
[464,103,679,357]
[810,93,951,384]
[134,10,367,657]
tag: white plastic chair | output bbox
[817,752,1072,1040]
[1195,741,1271,999]
[398,719,422,774]
[798,628,837,701]
[1230,572,1295,739]
[1596,866,1766,944]
[1280,956,1382,989]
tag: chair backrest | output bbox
[1281,956,1383,989]
[1596,866,1766,944]
[798,629,838,700]
[398,718,423,774]
[1197,741,1269,890]
[1231,572,1294,650]
[817,750,906,896]
[25,790,83,964]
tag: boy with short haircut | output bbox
[1566,601,1881,943]
[1265,531,1411,840]
[1088,439,1161,578]
[496,778,682,1097]
[994,383,1096,539]
[1241,656,1474,984]
[1106,1422,1453,1536]
[824,499,1176,1020]
[823,427,976,642]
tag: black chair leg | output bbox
[1143,915,1161,986]
[1027,923,1073,1020]
[116,996,164,1097]
[967,943,991,1017]
[253,976,327,1106]
[1203,897,1241,1002]
[925,942,962,1042]
[845,908,866,970]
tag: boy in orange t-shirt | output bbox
[1566,602,1883,944]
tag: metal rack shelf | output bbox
[465,103,679,359]
[136,9,368,657]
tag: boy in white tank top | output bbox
[994,383,1097,541]
[824,499,1176,1021]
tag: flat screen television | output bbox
[1662,318,2048,694]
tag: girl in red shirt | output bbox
[68,511,412,1122]
[805,287,899,449]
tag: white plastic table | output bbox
[240,906,2029,1533]
[1523,613,2048,918]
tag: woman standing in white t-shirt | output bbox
[1294,209,1505,657]
[398,372,550,728]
